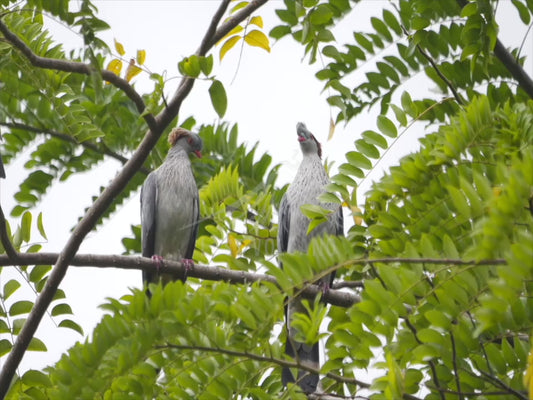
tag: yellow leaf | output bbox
[106,59,122,76]
[114,39,125,56]
[217,25,243,46]
[250,16,263,28]
[137,49,146,65]
[343,201,363,225]
[238,239,252,254]
[124,59,142,82]
[244,30,270,52]
[231,1,249,14]
[220,35,242,61]
[228,234,238,258]
[328,117,335,141]
[493,186,502,197]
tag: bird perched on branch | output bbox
[277,122,344,393]
[141,127,203,287]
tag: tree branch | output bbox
[0,121,152,175]
[0,205,18,260]
[0,3,270,392]
[0,19,151,121]
[157,343,368,388]
[0,252,361,308]
[157,343,423,400]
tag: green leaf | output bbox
[309,4,333,25]
[21,211,32,243]
[199,54,213,75]
[461,2,478,17]
[51,303,73,316]
[21,369,52,387]
[9,300,34,316]
[178,55,201,78]
[355,139,380,159]
[376,115,397,138]
[27,337,47,352]
[511,0,531,24]
[425,309,451,329]
[382,9,402,35]
[362,130,388,149]
[300,204,331,219]
[0,339,12,357]
[447,186,471,219]
[58,319,84,335]
[3,279,21,300]
[270,25,291,40]
[29,265,51,283]
[346,151,372,169]
[209,80,228,118]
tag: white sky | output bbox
[1,0,532,373]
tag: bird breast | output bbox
[154,158,197,260]
[286,156,337,252]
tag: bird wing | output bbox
[141,172,157,283]
[277,193,290,258]
[184,193,200,259]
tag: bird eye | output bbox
[187,137,193,144]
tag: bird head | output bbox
[168,128,203,158]
[296,122,322,159]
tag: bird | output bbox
[141,127,203,287]
[277,122,344,393]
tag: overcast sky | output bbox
[1,0,532,372]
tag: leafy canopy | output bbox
[0,0,532,399]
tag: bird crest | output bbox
[168,128,190,146]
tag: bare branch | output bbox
[0,253,361,308]
[0,121,152,175]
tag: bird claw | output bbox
[319,281,330,296]
[181,258,194,281]
[151,255,164,272]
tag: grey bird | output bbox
[277,122,344,393]
[141,127,203,286]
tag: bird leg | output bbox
[181,258,194,281]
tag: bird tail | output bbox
[282,336,320,393]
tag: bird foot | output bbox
[151,255,164,272]
[318,281,330,296]
[181,258,194,281]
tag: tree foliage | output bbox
[0,0,532,399]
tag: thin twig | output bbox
[157,343,423,399]
[157,343,369,388]
[450,331,464,400]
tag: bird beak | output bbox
[296,122,310,142]
[194,150,202,158]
